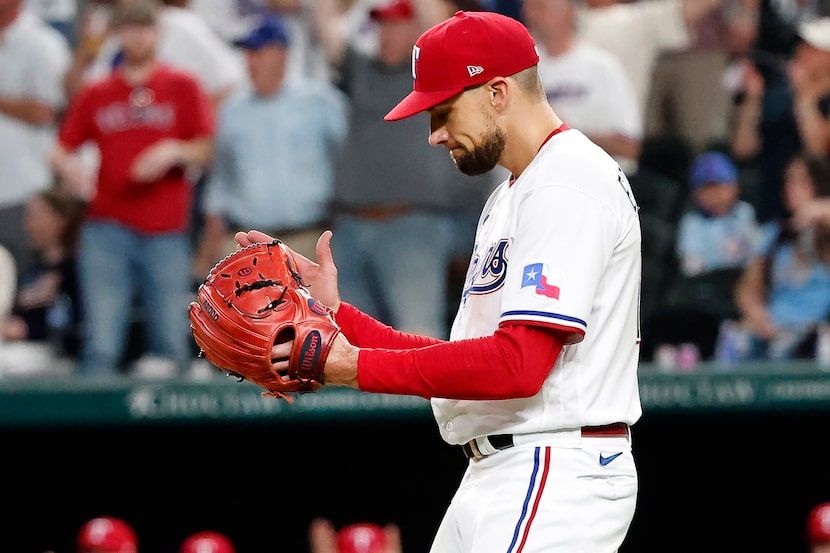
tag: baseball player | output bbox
[238,10,642,553]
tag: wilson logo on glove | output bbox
[299,330,323,379]
[188,240,340,403]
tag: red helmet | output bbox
[337,523,387,553]
[179,531,236,553]
[77,516,138,553]
[808,502,830,546]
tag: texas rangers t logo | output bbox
[522,263,561,299]
[411,45,421,79]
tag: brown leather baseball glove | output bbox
[188,240,340,402]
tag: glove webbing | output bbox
[230,277,290,313]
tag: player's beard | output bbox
[453,124,505,176]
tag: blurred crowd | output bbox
[4,0,830,379]
[72,515,399,553]
[65,501,830,553]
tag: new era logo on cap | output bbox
[385,10,540,121]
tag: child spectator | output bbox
[641,150,759,362]
[676,150,760,278]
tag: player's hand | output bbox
[271,331,358,388]
[236,229,342,312]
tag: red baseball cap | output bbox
[808,502,830,545]
[369,0,415,21]
[384,10,540,121]
[77,517,138,553]
[337,523,387,553]
[180,531,236,553]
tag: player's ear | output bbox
[486,78,509,111]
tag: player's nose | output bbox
[428,127,449,146]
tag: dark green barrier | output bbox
[1,360,829,427]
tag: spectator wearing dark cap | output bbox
[808,502,830,553]
[192,12,348,279]
[308,0,498,338]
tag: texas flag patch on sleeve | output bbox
[521,263,561,299]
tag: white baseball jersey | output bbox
[435,128,643,445]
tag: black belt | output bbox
[461,423,629,460]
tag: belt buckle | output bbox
[461,440,485,460]
[461,434,514,460]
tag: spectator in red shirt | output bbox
[50,0,215,379]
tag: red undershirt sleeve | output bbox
[335,302,444,349]
[356,323,566,400]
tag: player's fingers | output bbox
[246,229,275,243]
[285,244,316,268]
[271,342,292,364]
[316,230,336,269]
[234,231,254,248]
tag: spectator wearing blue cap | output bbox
[192,13,349,280]
[676,150,761,278]
[231,13,290,50]
[641,150,761,362]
